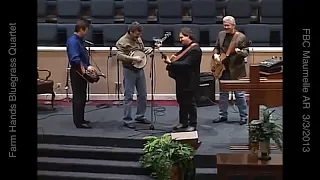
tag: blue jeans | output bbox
[123,68,147,123]
[219,71,248,119]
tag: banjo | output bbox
[129,32,171,69]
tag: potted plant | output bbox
[248,106,283,160]
[140,133,195,180]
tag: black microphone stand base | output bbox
[62,88,72,103]
[135,100,171,134]
[135,122,171,134]
[134,47,170,135]
[135,127,169,131]
[135,126,171,133]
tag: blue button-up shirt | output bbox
[66,34,89,69]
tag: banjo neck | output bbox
[130,32,172,69]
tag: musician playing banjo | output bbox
[115,22,154,129]
[66,19,94,129]
[211,16,249,125]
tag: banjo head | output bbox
[131,50,147,69]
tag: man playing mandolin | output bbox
[115,22,153,129]
[211,16,249,125]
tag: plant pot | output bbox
[170,164,181,180]
[258,141,271,161]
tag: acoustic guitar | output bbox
[211,53,228,79]
[211,32,239,79]
[161,43,199,79]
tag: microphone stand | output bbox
[96,47,112,108]
[86,42,92,104]
[113,52,123,106]
[62,64,72,103]
[135,45,169,134]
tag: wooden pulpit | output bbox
[220,64,283,150]
[171,131,200,180]
[217,153,282,180]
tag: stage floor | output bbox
[38,101,283,154]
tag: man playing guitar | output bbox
[163,27,202,132]
[211,16,250,125]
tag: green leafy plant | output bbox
[140,133,195,180]
[248,106,283,151]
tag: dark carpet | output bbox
[38,101,283,154]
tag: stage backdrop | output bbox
[37,47,282,101]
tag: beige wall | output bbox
[38,50,282,94]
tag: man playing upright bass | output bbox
[211,16,250,125]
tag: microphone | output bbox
[84,40,94,45]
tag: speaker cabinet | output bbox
[195,72,216,107]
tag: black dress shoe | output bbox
[212,117,227,123]
[84,120,91,124]
[135,117,151,124]
[124,122,136,129]
[76,124,92,129]
[239,118,247,125]
[173,123,188,130]
[185,126,196,132]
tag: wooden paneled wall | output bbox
[38,49,282,95]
